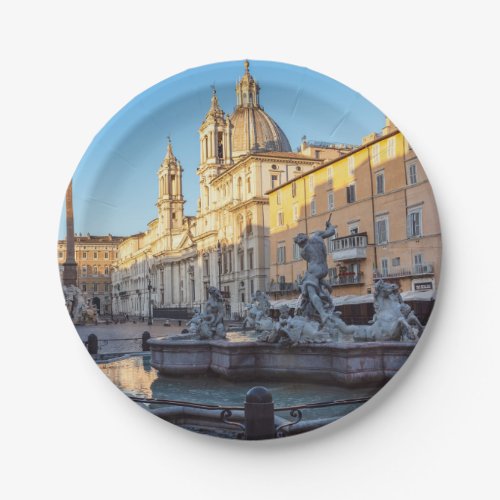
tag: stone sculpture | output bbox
[243,290,274,333]
[63,284,88,324]
[353,280,417,342]
[195,286,226,339]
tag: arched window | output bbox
[93,266,98,275]
[104,266,109,275]
[246,176,251,194]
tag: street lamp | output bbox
[147,276,153,325]
[217,241,222,291]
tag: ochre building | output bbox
[267,121,441,300]
[58,234,124,314]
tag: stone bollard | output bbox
[142,331,151,351]
[244,386,275,440]
[87,333,98,355]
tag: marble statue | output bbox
[352,280,417,342]
[243,290,273,333]
[188,286,226,339]
[63,284,87,324]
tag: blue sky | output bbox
[59,60,386,238]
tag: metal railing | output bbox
[373,264,434,279]
[328,272,364,286]
[130,387,370,440]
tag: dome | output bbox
[230,106,292,157]
[229,60,292,157]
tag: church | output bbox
[112,61,326,318]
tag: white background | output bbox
[2,1,499,499]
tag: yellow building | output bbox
[58,234,124,314]
[267,121,441,299]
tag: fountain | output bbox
[149,218,423,386]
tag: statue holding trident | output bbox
[294,214,336,324]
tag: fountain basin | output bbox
[149,337,417,387]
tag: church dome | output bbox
[230,106,292,157]
[229,60,292,157]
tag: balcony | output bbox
[328,272,364,287]
[332,233,368,261]
[268,282,299,293]
[373,264,434,279]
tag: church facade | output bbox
[111,61,322,318]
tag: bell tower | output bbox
[198,87,233,215]
[157,138,185,234]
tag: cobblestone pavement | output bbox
[75,319,187,355]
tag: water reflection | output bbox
[99,354,380,420]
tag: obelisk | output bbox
[62,180,78,286]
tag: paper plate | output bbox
[58,60,441,440]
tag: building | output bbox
[112,61,324,318]
[58,234,124,314]
[267,120,441,300]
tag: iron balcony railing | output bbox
[373,264,434,279]
[267,282,299,293]
[328,272,364,286]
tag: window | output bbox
[58,251,63,259]
[238,214,244,236]
[315,150,320,159]
[93,283,98,292]
[348,223,359,235]
[247,249,254,270]
[327,191,334,210]
[228,250,233,272]
[291,182,297,198]
[392,257,400,267]
[82,283,87,292]
[407,163,418,185]
[309,175,314,191]
[250,279,255,296]
[293,242,301,260]
[271,175,279,189]
[346,184,356,203]
[277,191,282,204]
[348,156,355,176]
[93,265,98,275]
[277,243,286,264]
[327,167,333,184]
[376,216,389,245]
[381,258,389,276]
[247,177,251,193]
[246,212,253,236]
[293,204,299,221]
[328,236,336,253]
[104,266,109,275]
[310,198,317,215]
[82,252,87,259]
[239,251,245,271]
[105,283,109,292]
[407,207,423,238]
[277,211,284,226]
[386,137,396,159]
[372,143,380,165]
[414,253,423,270]
[104,252,109,259]
[376,171,385,194]
[82,265,87,276]
[93,252,98,259]
[237,177,242,199]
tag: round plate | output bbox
[58,60,441,440]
